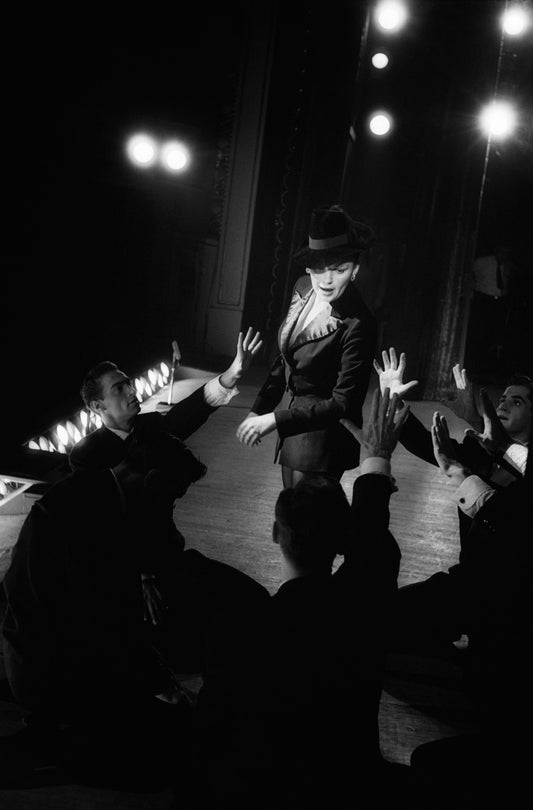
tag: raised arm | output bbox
[165,327,262,440]
[342,389,409,594]
[219,327,263,390]
[443,365,483,431]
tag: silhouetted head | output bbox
[273,474,352,574]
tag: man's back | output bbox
[2,470,150,713]
[195,473,400,803]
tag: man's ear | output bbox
[89,399,105,415]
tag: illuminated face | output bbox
[306,262,357,304]
[496,385,532,442]
[91,369,140,432]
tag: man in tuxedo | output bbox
[408,411,533,804]
[374,349,530,547]
[69,327,262,472]
[1,419,267,789]
[67,328,266,670]
[1,422,207,787]
[193,389,413,806]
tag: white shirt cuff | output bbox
[204,376,239,406]
[453,475,496,518]
[503,443,528,475]
[361,457,391,478]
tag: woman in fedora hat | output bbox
[236,204,378,486]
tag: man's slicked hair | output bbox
[507,374,533,411]
[80,361,119,408]
[275,474,352,567]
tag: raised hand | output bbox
[362,387,411,460]
[431,411,469,485]
[373,347,418,400]
[236,412,277,447]
[442,364,483,430]
[463,388,513,457]
[220,327,263,389]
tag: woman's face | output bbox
[306,261,357,304]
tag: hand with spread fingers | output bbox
[442,364,483,431]
[236,412,277,447]
[463,388,513,457]
[220,327,263,389]
[373,347,418,401]
[362,387,411,460]
[431,410,470,485]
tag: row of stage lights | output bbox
[126,134,191,172]
[366,1,530,140]
[25,362,172,456]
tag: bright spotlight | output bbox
[160,141,190,172]
[502,5,529,36]
[375,1,408,32]
[126,133,158,168]
[369,113,392,136]
[371,52,389,69]
[479,100,517,140]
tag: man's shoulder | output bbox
[69,425,123,470]
[31,469,114,520]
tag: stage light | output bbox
[479,100,517,139]
[371,52,389,69]
[502,4,529,35]
[369,113,392,136]
[160,140,190,172]
[375,1,408,32]
[126,133,158,168]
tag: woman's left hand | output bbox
[236,413,277,446]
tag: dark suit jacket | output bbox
[195,472,400,802]
[69,382,217,472]
[252,276,377,472]
[2,471,159,715]
[398,410,520,548]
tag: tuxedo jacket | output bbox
[2,470,158,713]
[398,409,519,548]
[252,276,377,472]
[195,472,400,800]
[69,382,216,472]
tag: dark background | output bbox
[3,1,533,448]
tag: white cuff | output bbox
[204,376,239,406]
[361,457,391,478]
[503,443,528,475]
[453,475,496,518]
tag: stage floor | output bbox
[0,366,481,806]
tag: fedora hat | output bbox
[292,204,374,269]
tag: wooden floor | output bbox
[0,367,482,807]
